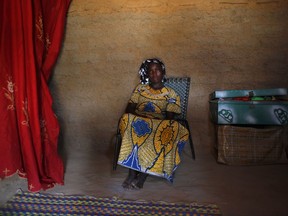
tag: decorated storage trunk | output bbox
[210,88,288,165]
[209,88,288,125]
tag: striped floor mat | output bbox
[0,190,222,215]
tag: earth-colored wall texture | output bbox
[50,0,288,155]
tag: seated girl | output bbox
[117,58,189,190]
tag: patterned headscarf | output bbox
[138,58,166,84]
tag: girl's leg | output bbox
[122,169,139,189]
[131,172,148,189]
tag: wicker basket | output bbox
[216,125,288,165]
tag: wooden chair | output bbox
[113,77,196,170]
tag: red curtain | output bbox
[0,0,71,192]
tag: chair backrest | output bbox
[164,77,190,120]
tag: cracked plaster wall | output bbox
[50,0,288,156]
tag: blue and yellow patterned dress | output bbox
[117,84,189,182]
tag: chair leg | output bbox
[184,120,196,160]
[113,133,122,170]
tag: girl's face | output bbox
[147,63,164,84]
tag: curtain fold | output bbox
[0,0,71,192]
